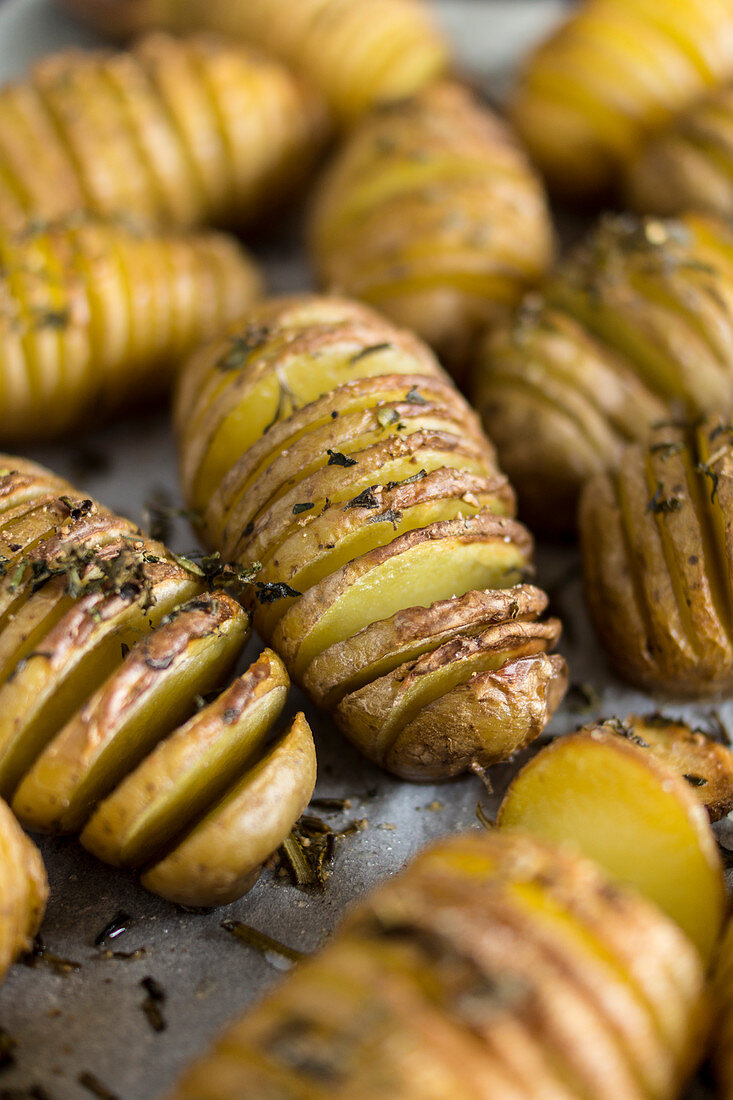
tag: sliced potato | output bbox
[141,712,316,907]
[0,797,47,986]
[497,728,726,962]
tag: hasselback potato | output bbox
[169,831,707,1100]
[0,214,260,443]
[474,211,733,533]
[0,32,326,233]
[626,82,733,217]
[714,921,733,1100]
[579,415,733,698]
[511,0,733,199]
[60,0,449,126]
[0,797,47,987]
[308,82,554,383]
[0,455,316,907]
[175,295,567,781]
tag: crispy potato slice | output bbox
[497,729,726,961]
[0,562,199,800]
[12,594,250,833]
[0,797,47,986]
[303,585,549,708]
[271,514,533,670]
[81,648,287,867]
[141,711,316,907]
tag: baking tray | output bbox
[0,2,724,1097]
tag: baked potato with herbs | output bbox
[626,82,733,217]
[169,830,707,1099]
[60,0,449,126]
[175,295,567,781]
[0,455,316,908]
[0,32,326,233]
[308,82,554,383]
[0,214,261,443]
[511,0,733,200]
[498,716,731,961]
[474,212,733,533]
[580,415,733,699]
[0,797,47,988]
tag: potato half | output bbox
[174,295,566,779]
[510,0,733,199]
[580,415,733,696]
[0,32,326,233]
[474,212,733,533]
[0,215,261,443]
[0,456,315,907]
[0,797,47,988]
[60,0,449,126]
[497,724,727,962]
[308,82,554,382]
[168,831,706,1099]
[714,920,733,1100]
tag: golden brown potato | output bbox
[474,211,733,533]
[0,215,261,443]
[498,723,727,962]
[308,82,554,383]
[580,415,733,698]
[0,32,326,233]
[625,82,733,217]
[0,797,47,988]
[714,920,733,1099]
[0,455,316,907]
[510,0,733,199]
[61,0,449,126]
[168,831,707,1100]
[174,294,566,781]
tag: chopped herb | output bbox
[216,324,270,371]
[344,488,378,511]
[0,1029,16,1071]
[255,581,301,604]
[21,935,80,976]
[650,441,683,458]
[280,832,318,887]
[33,308,70,330]
[326,449,357,468]
[143,494,200,544]
[646,482,682,515]
[292,502,314,515]
[349,343,392,364]
[58,496,94,521]
[77,1072,118,1100]
[330,410,338,419]
[140,976,167,1033]
[710,422,733,441]
[696,709,731,745]
[376,407,400,428]
[384,469,427,491]
[603,717,649,748]
[405,386,429,405]
[93,911,133,946]
[221,921,305,967]
[476,802,494,831]
[684,774,708,787]
[120,642,129,661]
[365,508,402,527]
[309,797,353,812]
[243,521,255,537]
[696,461,720,503]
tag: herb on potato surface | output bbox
[326,449,358,468]
[349,343,392,364]
[255,581,301,604]
[646,482,682,514]
[405,386,428,405]
[292,502,314,515]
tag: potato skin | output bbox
[0,456,314,907]
[309,82,554,383]
[175,294,566,780]
[510,0,733,199]
[0,797,47,987]
[474,212,733,534]
[0,215,261,443]
[580,415,733,696]
[61,0,449,125]
[168,831,706,1100]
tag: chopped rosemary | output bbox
[344,488,378,511]
[604,717,649,748]
[405,386,428,405]
[646,482,682,515]
[649,440,683,459]
[684,774,708,787]
[77,1072,118,1100]
[221,921,305,967]
[255,581,301,603]
[216,324,270,371]
[349,343,392,364]
[326,449,358,468]
[93,911,133,946]
[292,502,314,515]
[21,936,81,976]
[383,469,427,491]
[365,508,402,527]
[476,802,494,831]
[696,461,720,503]
[309,797,353,812]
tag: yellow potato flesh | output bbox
[282,537,528,676]
[81,673,287,867]
[12,608,249,834]
[498,734,725,961]
[0,576,199,799]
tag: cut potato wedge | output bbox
[142,711,316,907]
[0,796,47,988]
[497,728,726,962]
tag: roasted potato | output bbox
[626,82,733,217]
[498,719,729,961]
[0,215,261,443]
[0,797,47,988]
[580,415,733,698]
[60,0,449,126]
[169,831,707,1099]
[308,82,554,383]
[510,0,733,199]
[0,455,316,907]
[0,32,326,233]
[714,920,733,1100]
[474,212,733,533]
[174,295,567,781]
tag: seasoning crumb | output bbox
[78,1072,119,1100]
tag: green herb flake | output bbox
[650,441,683,459]
[216,324,270,372]
[405,386,429,405]
[221,921,305,967]
[684,774,708,787]
[349,343,392,365]
[344,488,378,511]
[696,461,720,503]
[326,449,358,468]
[476,802,494,831]
[255,581,301,604]
[376,407,400,428]
[292,503,314,515]
[365,508,402,527]
[646,482,682,515]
